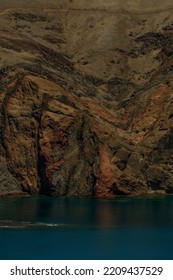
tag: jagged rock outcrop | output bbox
[1,1,173,197]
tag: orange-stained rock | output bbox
[1,3,173,197]
[1,70,173,197]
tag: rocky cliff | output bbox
[1,1,173,197]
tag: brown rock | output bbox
[1,1,173,197]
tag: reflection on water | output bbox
[0,196,173,228]
[0,195,173,259]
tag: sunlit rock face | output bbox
[1,0,173,197]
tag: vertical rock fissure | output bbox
[36,93,51,195]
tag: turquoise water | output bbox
[0,196,173,259]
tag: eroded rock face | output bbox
[1,1,173,197]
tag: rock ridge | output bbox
[1,2,173,197]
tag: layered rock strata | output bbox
[1,1,173,197]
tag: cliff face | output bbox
[1,1,173,197]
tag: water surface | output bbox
[0,195,173,259]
